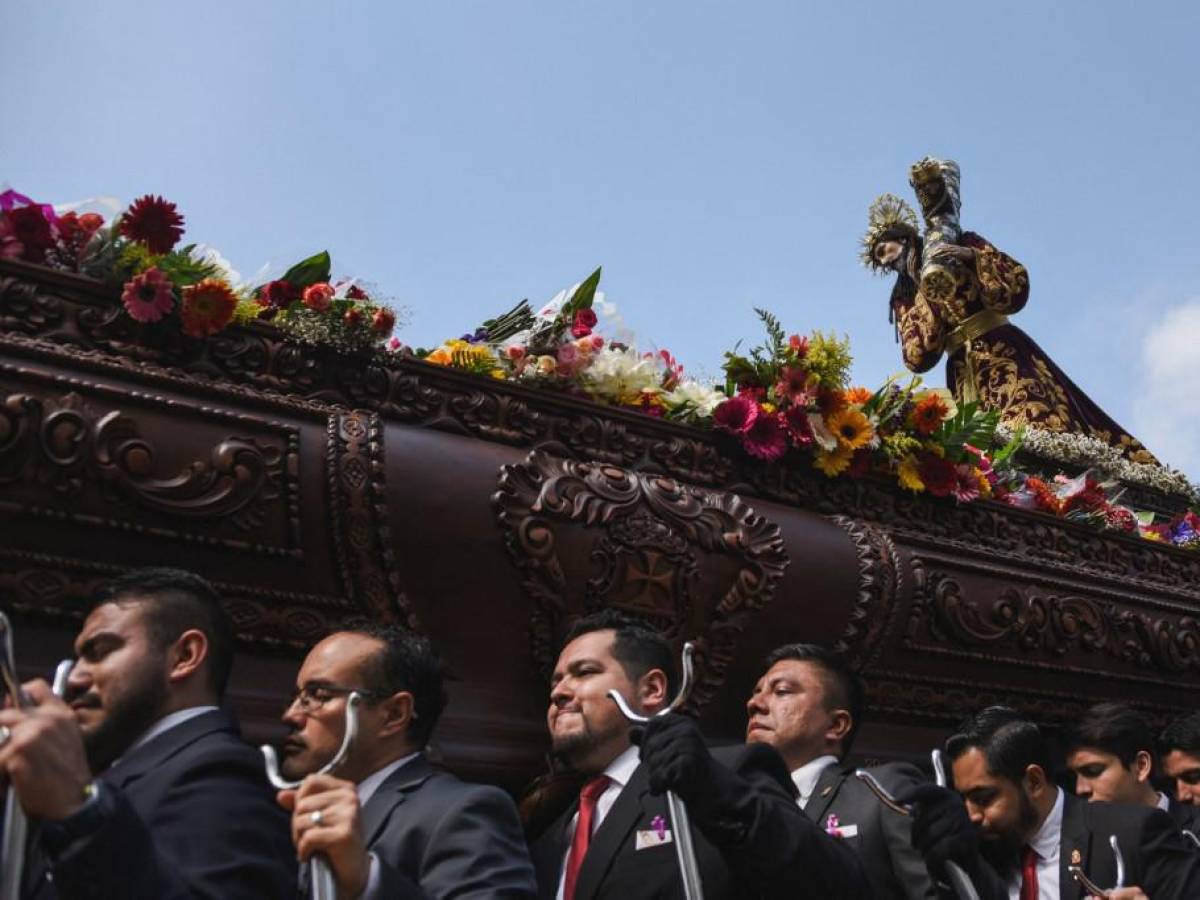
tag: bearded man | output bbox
[0,567,295,899]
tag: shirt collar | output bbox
[356,751,421,806]
[1157,791,1171,812]
[1028,787,1064,860]
[791,755,839,803]
[125,705,219,756]
[604,744,641,789]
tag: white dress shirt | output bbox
[1158,791,1171,812]
[555,745,641,900]
[791,754,839,809]
[1007,787,1063,900]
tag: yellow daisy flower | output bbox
[827,407,874,450]
[896,455,925,492]
[813,444,854,478]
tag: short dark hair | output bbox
[945,706,1051,784]
[1160,712,1200,757]
[764,643,864,757]
[1067,703,1152,767]
[347,624,447,747]
[561,609,679,698]
[91,567,234,700]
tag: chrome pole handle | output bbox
[262,691,363,900]
[854,763,981,900]
[606,641,704,900]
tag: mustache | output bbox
[69,691,102,710]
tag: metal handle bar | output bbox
[261,691,363,900]
[853,764,981,900]
[0,609,74,900]
[606,641,703,900]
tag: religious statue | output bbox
[862,157,1156,464]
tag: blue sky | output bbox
[4,2,1199,478]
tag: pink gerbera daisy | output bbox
[712,394,759,435]
[742,413,788,462]
[121,266,175,323]
[952,464,982,503]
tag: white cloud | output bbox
[1132,299,1200,480]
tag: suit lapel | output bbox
[103,709,235,790]
[1059,792,1092,900]
[803,763,846,827]
[574,763,651,900]
[359,753,435,849]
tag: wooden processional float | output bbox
[1,256,1198,791]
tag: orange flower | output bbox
[845,386,872,406]
[910,392,950,435]
[817,388,847,416]
[179,278,237,337]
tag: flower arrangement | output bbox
[416,268,725,420]
[710,310,1016,500]
[0,188,402,351]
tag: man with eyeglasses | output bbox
[276,625,536,899]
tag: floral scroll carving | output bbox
[493,450,789,711]
[0,373,300,555]
[907,567,1200,676]
[828,516,903,671]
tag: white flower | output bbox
[809,413,839,451]
[584,346,661,401]
[662,379,725,419]
[189,243,242,287]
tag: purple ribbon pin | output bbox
[651,814,666,840]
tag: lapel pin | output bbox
[821,786,833,797]
[1071,848,1082,865]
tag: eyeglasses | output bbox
[287,682,387,715]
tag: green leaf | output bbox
[480,299,536,343]
[563,267,602,316]
[991,424,1025,469]
[281,251,332,288]
[933,403,1001,460]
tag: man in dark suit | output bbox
[1066,702,1200,839]
[1160,712,1200,810]
[899,706,1200,900]
[529,609,869,900]
[0,567,296,899]
[744,643,938,899]
[276,625,536,898]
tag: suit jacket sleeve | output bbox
[700,745,870,899]
[1134,806,1200,900]
[371,783,537,900]
[42,751,295,900]
[871,764,941,900]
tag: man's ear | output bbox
[638,668,670,713]
[1024,763,1050,798]
[827,708,853,748]
[376,691,416,741]
[166,628,209,685]
[1133,750,1154,784]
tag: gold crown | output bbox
[859,193,919,272]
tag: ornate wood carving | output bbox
[327,411,416,629]
[493,450,789,710]
[906,564,1200,678]
[828,516,903,671]
[0,363,300,556]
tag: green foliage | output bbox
[720,309,797,391]
[280,251,332,288]
[231,299,264,325]
[450,349,499,375]
[991,424,1025,470]
[155,245,222,287]
[115,241,159,279]
[755,307,788,361]
[804,331,853,388]
[932,401,1001,461]
[563,267,602,316]
[480,299,536,343]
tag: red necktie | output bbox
[1019,845,1039,900]
[563,775,611,900]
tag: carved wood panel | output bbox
[492,450,789,711]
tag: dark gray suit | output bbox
[359,752,537,899]
[804,761,938,900]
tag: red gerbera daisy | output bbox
[917,454,958,498]
[180,279,238,337]
[742,413,788,462]
[119,195,185,255]
[713,394,759,435]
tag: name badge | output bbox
[828,824,859,839]
[636,829,674,850]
